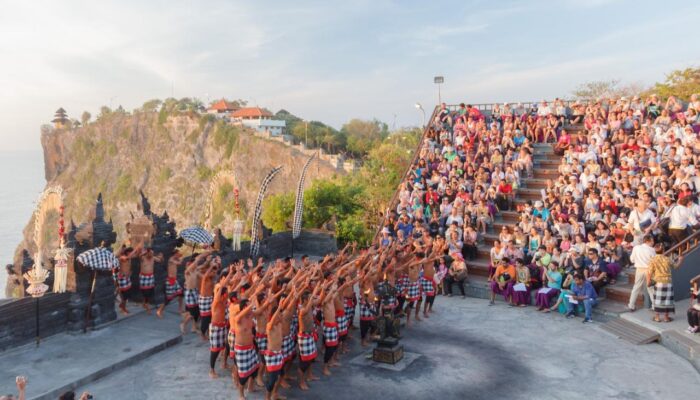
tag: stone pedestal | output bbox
[372,338,404,364]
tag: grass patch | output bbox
[212,121,240,158]
[158,167,173,183]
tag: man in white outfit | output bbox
[627,235,656,311]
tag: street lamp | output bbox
[414,103,426,128]
[434,76,444,105]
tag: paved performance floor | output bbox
[78,297,700,399]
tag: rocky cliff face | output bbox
[15,111,342,265]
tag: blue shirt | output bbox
[532,207,550,221]
[571,281,597,300]
[397,222,414,237]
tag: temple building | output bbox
[52,107,69,129]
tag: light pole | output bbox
[434,76,444,105]
[414,103,426,129]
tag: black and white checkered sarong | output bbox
[184,289,199,309]
[653,283,675,312]
[209,323,227,351]
[234,344,260,378]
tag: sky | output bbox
[1,0,699,151]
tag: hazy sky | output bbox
[2,0,699,150]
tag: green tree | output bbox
[649,67,700,100]
[571,79,645,100]
[261,192,295,232]
[97,106,112,121]
[141,99,162,112]
[342,119,389,157]
[81,111,91,126]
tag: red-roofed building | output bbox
[230,107,285,136]
[206,99,240,116]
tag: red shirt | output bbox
[498,183,513,194]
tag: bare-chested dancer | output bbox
[137,247,164,314]
[199,257,219,338]
[157,249,184,318]
[265,285,299,400]
[115,246,137,315]
[297,278,322,391]
[320,280,339,376]
[209,278,229,379]
[181,251,211,334]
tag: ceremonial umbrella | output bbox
[76,247,120,333]
[179,226,214,253]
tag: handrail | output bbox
[664,229,700,260]
[373,106,438,243]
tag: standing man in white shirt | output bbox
[627,235,657,311]
[665,196,698,244]
[627,200,656,245]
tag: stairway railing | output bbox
[665,230,700,261]
[373,106,438,243]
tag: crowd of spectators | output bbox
[379,93,700,326]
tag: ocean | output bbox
[0,150,45,298]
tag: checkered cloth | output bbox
[179,226,214,246]
[360,300,377,321]
[116,272,131,292]
[227,330,236,358]
[396,275,410,293]
[336,311,348,336]
[283,333,296,361]
[234,344,260,378]
[184,289,199,309]
[343,296,355,320]
[323,322,339,347]
[255,333,268,353]
[264,350,285,372]
[139,273,155,290]
[298,332,317,361]
[209,323,227,351]
[405,280,421,301]
[198,295,213,317]
[165,277,183,300]
[653,283,675,312]
[421,276,436,296]
[76,247,119,271]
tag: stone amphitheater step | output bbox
[534,159,560,169]
[603,282,644,307]
[533,169,560,179]
[517,188,543,200]
[500,211,520,223]
[521,178,549,189]
[533,153,561,161]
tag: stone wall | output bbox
[0,292,71,351]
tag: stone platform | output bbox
[68,296,700,400]
[0,304,182,400]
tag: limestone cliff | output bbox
[15,111,342,265]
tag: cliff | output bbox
[15,111,342,266]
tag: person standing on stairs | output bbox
[627,235,656,312]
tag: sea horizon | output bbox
[0,149,45,298]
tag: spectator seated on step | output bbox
[566,273,598,323]
[489,258,516,305]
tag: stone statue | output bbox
[375,280,401,340]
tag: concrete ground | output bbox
[74,296,699,400]
[0,306,182,400]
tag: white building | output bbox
[230,107,286,136]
